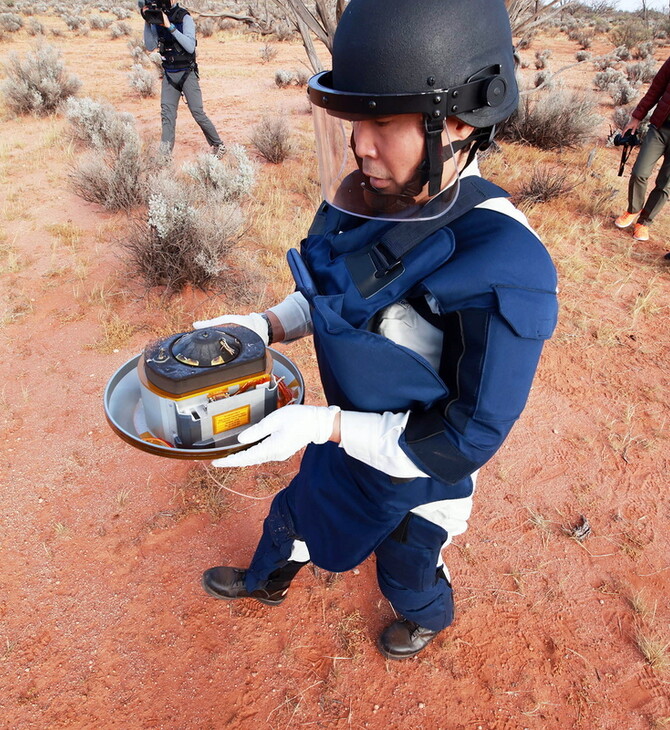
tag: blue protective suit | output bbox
[246,177,558,630]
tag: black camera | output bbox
[613,129,641,147]
[141,0,170,24]
[614,128,642,177]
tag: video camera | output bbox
[141,0,171,24]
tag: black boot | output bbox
[377,619,441,660]
[201,561,306,606]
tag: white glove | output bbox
[212,404,341,467]
[193,312,269,345]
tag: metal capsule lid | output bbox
[171,328,241,367]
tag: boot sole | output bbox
[200,576,285,606]
[614,219,636,229]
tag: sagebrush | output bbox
[499,89,600,150]
[251,115,292,163]
[1,43,81,116]
[123,174,244,292]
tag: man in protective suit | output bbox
[197,0,558,660]
[140,0,225,156]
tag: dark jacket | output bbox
[633,57,670,127]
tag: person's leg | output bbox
[375,513,452,636]
[181,72,223,148]
[628,126,666,216]
[374,476,476,659]
[160,73,182,152]
[202,489,309,604]
[638,125,670,225]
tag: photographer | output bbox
[615,56,670,246]
[139,0,225,157]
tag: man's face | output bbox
[351,113,473,201]
[352,113,425,198]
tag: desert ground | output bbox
[0,7,669,730]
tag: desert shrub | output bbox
[594,54,618,70]
[216,17,236,32]
[110,7,131,19]
[633,41,654,60]
[1,43,81,116]
[612,105,634,131]
[498,89,599,150]
[128,63,156,97]
[608,78,639,106]
[566,25,582,42]
[110,21,131,38]
[575,51,591,62]
[69,132,151,211]
[251,115,292,163]
[259,43,278,64]
[594,67,625,91]
[0,12,22,32]
[65,96,136,151]
[63,14,86,31]
[26,18,44,35]
[515,166,573,206]
[89,14,112,30]
[294,68,310,87]
[128,36,146,63]
[626,59,657,85]
[182,144,256,201]
[534,70,552,89]
[576,31,593,49]
[50,28,65,38]
[534,49,551,70]
[272,20,294,41]
[613,45,631,61]
[123,175,244,292]
[274,69,294,88]
[610,19,652,51]
[196,18,215,37]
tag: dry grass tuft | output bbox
[635,627,670,671]
[175,463,230,520]
[93,311,142,354]
[337,610,368,658]
[515,166,576,207]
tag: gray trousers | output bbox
[160,69,222,151]
[628,122,670,224]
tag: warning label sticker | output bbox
[212,406,251,434]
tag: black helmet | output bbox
[308,0,518,212]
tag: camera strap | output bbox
[164,67,193,94]
[618,144,634,177]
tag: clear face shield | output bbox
[311,105,462,222]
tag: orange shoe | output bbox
[614,211,638,229]
[633,223,649,241]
